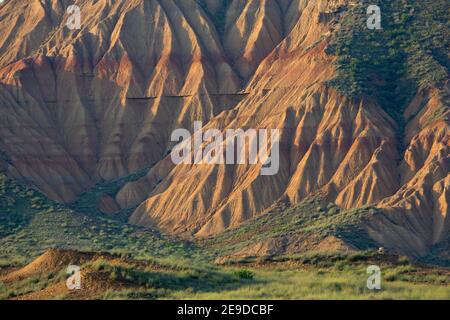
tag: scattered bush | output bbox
[234,269,254,280]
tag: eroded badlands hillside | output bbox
[0,0,448,257]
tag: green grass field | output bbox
[166,266,449,300]
[2,251,448,300]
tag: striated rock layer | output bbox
[0,0,448,257]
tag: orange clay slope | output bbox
[0,0,448,257]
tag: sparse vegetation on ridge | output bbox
[203,198,379,258]
[326,0,449,123]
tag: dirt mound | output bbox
[217,235,355,262]
[14,269,128,300]
[1,249,145,300]
[313,236,355,253]
[0,249,112,283]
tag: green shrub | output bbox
[398,256,412,266]
[234,269,254,280]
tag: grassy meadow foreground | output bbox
[0,249,449,300]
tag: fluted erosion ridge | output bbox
[0,0,448,257]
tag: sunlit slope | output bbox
[0,0,447,257]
